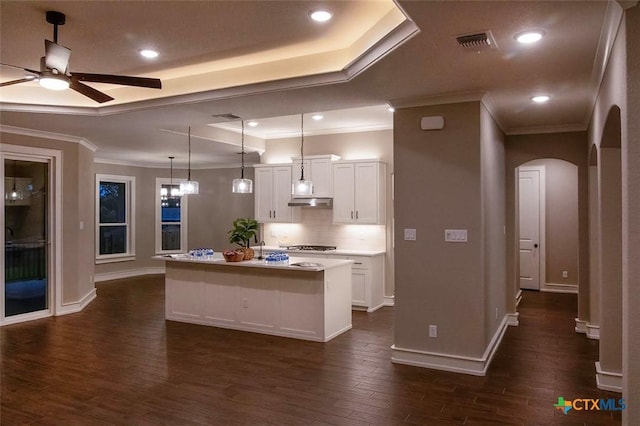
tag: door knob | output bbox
[534,244,538,248]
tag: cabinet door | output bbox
[254,167,274,222]
[351,269,368,307]
[354,162,379,224]
[310,158,332,197]
[332,163,355,223]
[272,166,294,222]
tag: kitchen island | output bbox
[155,254,353,342]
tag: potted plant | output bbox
[227,217,259,260]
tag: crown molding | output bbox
[582,0,625,131]
[265,123,393,140]
[0,124,98,152]
[389,91,487,110]
[505,123,587,136]
[93,157,254,170]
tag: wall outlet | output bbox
[445,229,467,242]
[562,270,568,279]
[242,298,249,308]
[429,325,437,338]
[495,307,499,319]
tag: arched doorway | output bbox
[517,159,579,295]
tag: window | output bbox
[155,178,187,254]
[96,174,135,262]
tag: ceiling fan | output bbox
[0,11,162,103]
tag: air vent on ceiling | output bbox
[456,30,498,51]
[211,113,241,121]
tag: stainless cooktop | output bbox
[286,245,337,252]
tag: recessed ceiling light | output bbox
[531,95,550,104]
[309,10,332,23]
[312,114,324,121]
[140,49,159,59]
[516,31,544,44]
[247,121,259,127]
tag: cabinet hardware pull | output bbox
[356,211,359,219]
[354,262,363,265]
[351,211,354,219]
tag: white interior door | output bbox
[519,168,542,290]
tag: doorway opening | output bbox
[517,159,579,295]
[1,144,61,325]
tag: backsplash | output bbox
[261,208,386,251]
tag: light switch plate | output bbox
[445,229,468,242]
[404,228,417,241]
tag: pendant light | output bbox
[180,126,199,195]
[161,156,181,207]
[232,120,253,193]
[6,160,23,202]
[292,113,313,196]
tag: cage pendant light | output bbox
[292,113,313,196]
[232,120,253,193]
[180,126,199,195]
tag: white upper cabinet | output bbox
[254,165,300,223]
[291,155,339,198]
[332,160,386,225]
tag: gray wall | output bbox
[394,101,489,358]
[480,104,507,344]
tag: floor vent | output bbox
[456,31,498,51]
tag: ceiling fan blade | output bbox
[1,63,40,75]
[0,78,37,87]
[72,72,162,89]
[45,40,71,72]
[70,79,114,103]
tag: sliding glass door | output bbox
[4,158,49,317]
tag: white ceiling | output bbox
[0,0,619,168]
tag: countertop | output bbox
[154,253,353,272]
[253,246,386,257]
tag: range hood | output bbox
[287,197,333,208]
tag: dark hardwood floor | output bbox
[1,276,622,425]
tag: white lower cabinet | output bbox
[297,252,385,312]
[344,255,384,312]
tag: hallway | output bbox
[0,276,622,425]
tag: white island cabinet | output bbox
[157,255,353,342]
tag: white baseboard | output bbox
[575,318,588,334]
[507,312,519,326]
[0,310,51,326]
[383,296,395,306]
[595,361,623,393]
[56,288,97,316]
[515,289,523,307]
[587,323,600,340]
[542,282,578,294]
[95,267,165,282]
[391,316,509,376]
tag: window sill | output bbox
[95,255,136,264]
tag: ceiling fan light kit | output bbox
[0,10,162,103]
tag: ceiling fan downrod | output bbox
[46,11,66,44]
